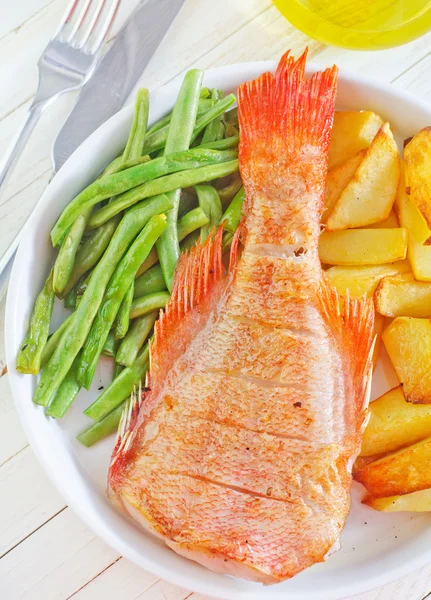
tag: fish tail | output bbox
[237,49,338,246]
[238,49,338,168]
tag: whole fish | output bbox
[108,50,375,584]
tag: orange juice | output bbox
[273,0,431,49]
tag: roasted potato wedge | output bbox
[395,166,431,281]
[361,386,431,457]
[325,261,411,298]
[405,127,431,230]
[323,150,366,223]
[355,436,431,497]
[383,317,431,404]
[376,273,431,317]
[364,488,431,512]
[328,111,384,169]
[326,124,400,230]
[363,211,399,229]
[319,228,407,266]
[372,313,385,368]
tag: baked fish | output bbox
[108,50,375,583]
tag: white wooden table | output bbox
[2,1,431,598]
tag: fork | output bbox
[0,0,121,195]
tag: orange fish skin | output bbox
[108,50,375,583]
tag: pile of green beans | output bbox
[17,70,244,447]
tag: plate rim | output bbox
[6,59,431,600]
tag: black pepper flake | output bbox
[98,386,104,391]
[293,401,302,408]
[143,386,151,392]
[246,447,250,450]
[405,186,411,195]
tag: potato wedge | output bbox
[323,150,366,223]
[361,386,431,457]
[326,124,400,230]
[372,313,385,368]
[328,111,384,169]
[355,436,431,497]
[364,488,431,512]
[405,127,431,230]
[376,273,431,317]
[395,167,431,281]
[325,261,411,298]
[319,228,407,266]
[363,211,399,229]
[383,317,431,404]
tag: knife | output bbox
[53,0,186,172]
[0,0,186,300]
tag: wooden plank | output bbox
[0,446,65,556]
[314,32,431,84]
[0,0,53,42]
[68,558,158,600]
[393,52,431,103]
[0,508,119,600]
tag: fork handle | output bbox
[0,101,48,302]
[0,101,44,194]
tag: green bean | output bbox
[217,173,243,206]
[198,135,239,151]
[135,248,158,277]
[116,312,157,368]
[181,230,200,252]
[90,159,239,230]
[142,94,236,155]
[77,401,126,447]
[113,362,124,380]
[63,215,122,297]
[85,345,149,420]
[177,207,209,240]
[130,291,170,320]
[178,189,197,218]
[222,186,245,233]
[100,155,123,178]
[86,150,236,231]
[123,88,149,161]
[45,354,81,419]
[156,70,203,293]
[41,313,75,369]
[17,270,55,375]
[33,196,172,407]
[195,185,222,240]
[134,208,209,278]
[101,155,151,178]
[102,331,117,358]
[53,207,92,296]
[147,97,213,136]
[77,214,167,389]
[114,282,134,340]
[201,89,225,144]
[52,147,232,245]
[75,272,91,308]
[64,284,78,309]
[134,265,166,297]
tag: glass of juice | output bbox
[273,0,431,49]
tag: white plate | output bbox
[6,61,431,600]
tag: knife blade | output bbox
[52,0,186,173]
[0,0,186,301]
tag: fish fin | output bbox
[238,49,337,170]
[237,49,337,237]
[109,227,231,482]
[318,276,375,440]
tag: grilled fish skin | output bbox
[108,49,375,584]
